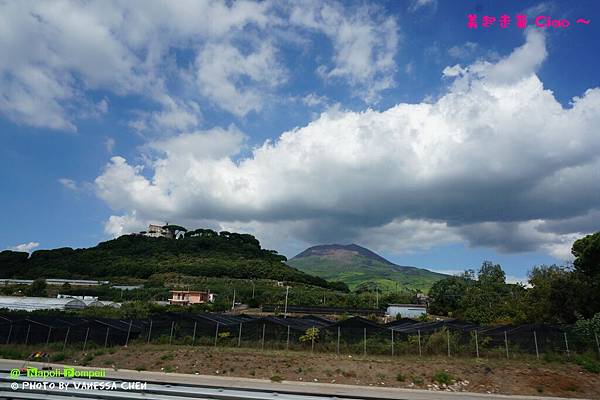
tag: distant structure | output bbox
[169,290,215,306]
[144,224,174,239]
[0,278,109,286]
[386,304,427,319]
[56,294,98,302]
[0,295,87,311]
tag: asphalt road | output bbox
[0,358,589,400]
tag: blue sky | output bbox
[1,0,599,282]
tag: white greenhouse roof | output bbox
[0,296,86,311]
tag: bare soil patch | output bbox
[7,344,600,398]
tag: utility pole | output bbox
[376,287,379,309]
[251,280,255,299]
[231,290,236,311]
[284,286,290,318]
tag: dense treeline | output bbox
[429,231,600,326]
[0,229,345,291]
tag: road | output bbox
[0,359,589,400]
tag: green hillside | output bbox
[287,244,448,292]
[0,229,338,290]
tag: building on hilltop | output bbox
[143,224,174,239]
[169,290,215,306]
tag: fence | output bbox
[1,313,599,360]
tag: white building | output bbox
[144,224,173,239]
[386,304,427,319]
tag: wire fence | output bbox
[1,313,599,360]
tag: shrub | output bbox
[50,352,66,362]
[270,375,283,382]
[299,327,319,343]
[432,370,454,385]
[396,373,406,382]
[574,355,600,374]
[412,376,424,386]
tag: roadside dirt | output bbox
[12,344,600,398]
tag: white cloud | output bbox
[302,93,328,107]
[130,95,201,134]
[409,0,438,12]
[289,1,398,102]
[448,42,478,59]
[195,41,286,116]
[1,1,400,131]
[9,242,39,253]
[104,213,146,237]
[58,178,78,191]
[94,30,600,259]
[104,137,115,154]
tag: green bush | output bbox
[50,352,66,362]
[432,370,454,385]
[574,355,600,374]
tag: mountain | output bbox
[0,230,337,290]
[287,244,448,292]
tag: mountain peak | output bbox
[291,243,394,265]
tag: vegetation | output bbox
[0,229,340,290]
[429,231,600,325]
[287,244,447,292]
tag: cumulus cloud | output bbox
[95,30,600,259]
[9,242,39,253]
[0,1,399,131]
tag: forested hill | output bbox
[0,229,337,289]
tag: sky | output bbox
[1,0,599,282]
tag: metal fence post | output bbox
[286,325,290,351]
[46,327,52,345]
[215,322,220,348]
[533,331,539,359]
[192,321,197,345]
[6,324,12,344]
[447,329,451,357]
[261,323,265,350]
[104,327,109,348]
[595,332,600,357]
[169,321,175,345]
[336,326,340,356]
[238,323,243,347]
[83,327,90,351]
[63,327,70,352]
[564,332,570,359]
[417,329,422,357]
[475,330,479,358]
[391,329,395,356]
[125,320,132,347]
[25,324,31,345]
[504,331,509,359]
[363,328,367,357]
[147,320,153,344]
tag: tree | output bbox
[428,275,471,316]
[162,224,187,239]
[478,261,506,286]
[25,278,47,297]
[572,231,600,277]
